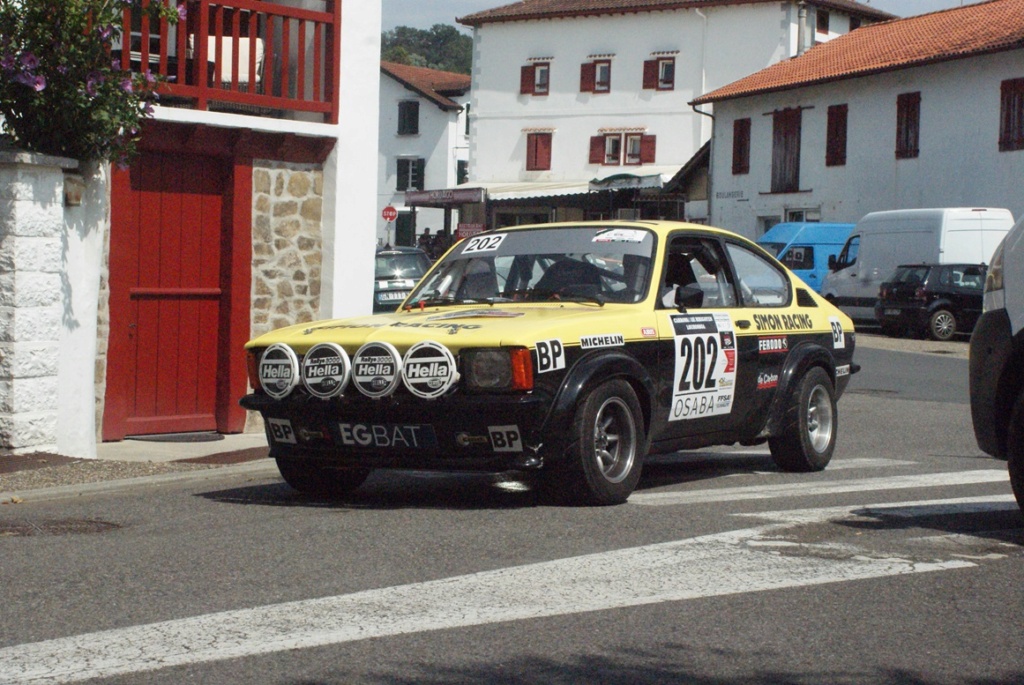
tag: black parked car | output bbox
[373,247,432,313]
[875,263,986,341]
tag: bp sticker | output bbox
[402,341,458,399]
[259,343,300,400]
[301,343,351,399]
[351,341,402,398]
[669,312,737,421]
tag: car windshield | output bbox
[406,226,656,306]
[375,252,431,280]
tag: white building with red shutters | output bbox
[693,0,1024,237]
[417,0,891,231]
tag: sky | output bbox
[381,1,974,32]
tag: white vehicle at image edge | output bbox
[822,208,1014,321]
[969,214,1024,512]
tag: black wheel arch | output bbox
[762,342,838,439]
[540,350,656,455]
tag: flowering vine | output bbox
[0,0,182,164]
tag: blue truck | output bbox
[757,222,854,293]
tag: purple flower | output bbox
[121,77,134,93]
[177,5,188,21]
[31,75,46,91]
[98,25,114,41]
[85,71,103,97]
[19,52,38,71]
[0,53,15,71]
[16,72,45,91]
[143,70,156,85]
[141,101,154,116]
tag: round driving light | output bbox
[402,341,458,399]
[301,343,351,399]
[351,341,403,398]
[258,343,300,399]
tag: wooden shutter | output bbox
[826,104,847,166]
[732,118,751,175]
[589,136,604,164]
[413,158,426,190]
[527,133,552,171]
[771,108,802,193]
[1000,78,1024,152]
[640,135,656,164]
[580,62,596,93]
[520,65,535,95]
[895,92,920,159]
[642,60,658,90]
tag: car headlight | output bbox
[462,348,533,392]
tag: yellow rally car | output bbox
[241,221,858,505]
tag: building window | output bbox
[526,132,552,171]
[771,108,802,193]
[396,158,425,191]
[520,62,550,95]
[397,100,419,135]
[643,57,675,90]
[625,134,656,165]
[816,9,830,35]
[581,59,611,93]
[732,118,751,175]
[850,16,862,30]
[603,134,621,164]
[826,104,848,167]
[896,91,921,159]
[457,160,468,185]
[999,78,1024,152]
[463,103,471,136]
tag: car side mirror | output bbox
[828,255,837,270]
[675,284,704,310]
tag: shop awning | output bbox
[404,180,592,207]
[588,166,682,191]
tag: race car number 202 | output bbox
[669,312,737,421]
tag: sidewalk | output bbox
[1,432,276,505]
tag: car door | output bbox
[653,234,757,444]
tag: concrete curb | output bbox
[0,459,280,505]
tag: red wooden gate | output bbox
[104,151,236,439]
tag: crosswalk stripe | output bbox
[630,469,1009,506]
[0,495,1015,684]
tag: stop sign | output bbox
[382,206,398,222]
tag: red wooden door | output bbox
[104,152,227,439]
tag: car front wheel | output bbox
[550,379,646,506]
[276,458,372,497]
[929,309,957,341]
[769,366,836,472]
[1004,393,1024,512]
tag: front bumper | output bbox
[240,390,552,471]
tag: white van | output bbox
[821,207,1014,320]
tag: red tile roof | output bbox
[380,62,471,110]
[693,0,1024,104]
[458,0,893,27]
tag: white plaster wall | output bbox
[321,0,380,318]
[377,76,467,245]
[468,4,814,185]
[709,50,1024,238]
[58,162,108,459]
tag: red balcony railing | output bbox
[116,0,339,124]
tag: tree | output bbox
[0,0,179,164]
[381,24,471,74]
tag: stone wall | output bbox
[251,161,324,338]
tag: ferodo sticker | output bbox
[758,335,788,354]
[401,341,458,399]
[259,343,300,400]
[829,316,846,349]
[669,313,737,421]
[301,343,351,399]
[352,341,402,398]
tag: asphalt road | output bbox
[1,340,1021,685]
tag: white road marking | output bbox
[630,469,1009,506]
[0,495,1015,684]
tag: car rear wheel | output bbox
[275,458,372,497]
[1004,393,1024,512]
[928,309,957,341]
[769,366,836,472]
[550,379,646,506]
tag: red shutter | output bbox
[580,62,596,93]
[520,65,534,95]
[642,60,658,90]
[732,118,751,175]
[640,135,656,164]
[589,136,604,164]
[536,133,552,170]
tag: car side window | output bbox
[659,236,738,309]
[726,242,791,307]
[781,245,814,270]
[837,235,859,268]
